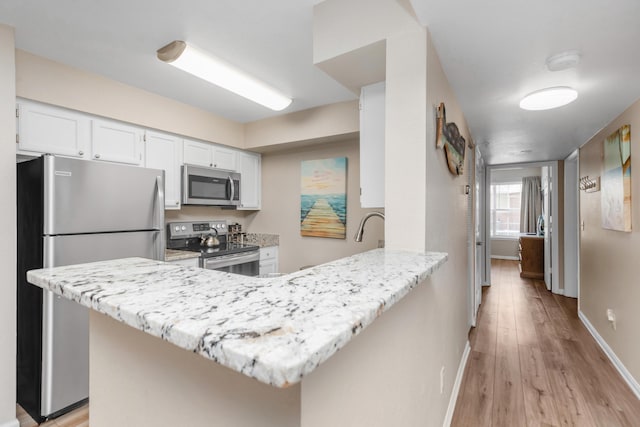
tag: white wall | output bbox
[0,24,19,427]
[491,239,519,259]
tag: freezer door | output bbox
[43,155,164,235]
[41,230,162,416]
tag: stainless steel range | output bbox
[167,220,260,276]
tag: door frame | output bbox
[485,161,561,292]
[468,145,485,327]
[563,150,579,298]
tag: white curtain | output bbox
[520,176,542,233]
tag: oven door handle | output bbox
[203,251,260,270]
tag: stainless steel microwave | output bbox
[182,164,240,207]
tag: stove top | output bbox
[166,220,259,258]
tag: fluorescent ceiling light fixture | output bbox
[519,86,578,111]
[157,40,292,111]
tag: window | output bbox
[490,183,522,238]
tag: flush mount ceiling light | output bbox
[546,50,581,72]
[157,40,292,111]
[519,86,578,111]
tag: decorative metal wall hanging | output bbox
[436,102,466,176]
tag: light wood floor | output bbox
[17,404,88,427]
[452,259,640,427]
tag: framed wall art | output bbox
[602,124,631,232]
[300,157,347,239]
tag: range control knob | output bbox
[221,224,226,229]
[181,225,187,231]
[174,226,180,232]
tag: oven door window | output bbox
[188,175,228,201]
[213,260,259,277]
[203,252,260,276]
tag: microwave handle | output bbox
[228,175,235,201]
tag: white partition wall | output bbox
[0,23,18,427]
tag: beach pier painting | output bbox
[300,157,347,239]
[602,124,632,232]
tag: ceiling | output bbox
[2,0,640,165]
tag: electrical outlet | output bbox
[607,309,617,330]
[440,366,445,394]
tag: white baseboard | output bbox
[0,418,19,427]
[490,255,518,260]
[443,340,471,427]
[578,310,640,400]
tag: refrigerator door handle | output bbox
[155,174,165,261]
[155,175,165,229]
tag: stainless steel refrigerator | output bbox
[17,154,165,423]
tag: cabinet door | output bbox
[145,131,182,210]
[183,139,213,167]
[212,146,237,171]
[359,82,385,208]
[259,260,277,275]
[259,247,279,275]
[91,119,142,165]
[17,101,89,158]
[237,152,261,210]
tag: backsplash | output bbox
[164,205,252,228]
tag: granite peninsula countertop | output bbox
[27,249,447,387]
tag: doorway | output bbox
[484,161,562,293]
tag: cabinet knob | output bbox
[78,150,84,156]
[210,163,213,167]
[95,154,101,159]
[175,201,179,206]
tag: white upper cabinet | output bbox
[17,100,89,159]
[183,139,213,168]
[91,119,143,165]
[183,139,238,171]
[359,82,385,208]
[145,131,183,210]
[212,146,237,171]
[237,151,261,210]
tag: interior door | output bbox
[474,152,485,321]
[563,152,579,298]
[542,166,552,290]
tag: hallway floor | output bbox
[451,259,640,426]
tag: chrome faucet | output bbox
[354,212,385,242]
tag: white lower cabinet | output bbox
[91,119,143,165]
[145,131,182,209]
[259,246,279,275]
[167,257,199,268]
[16,100,89,159]
[237,152,261,210]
